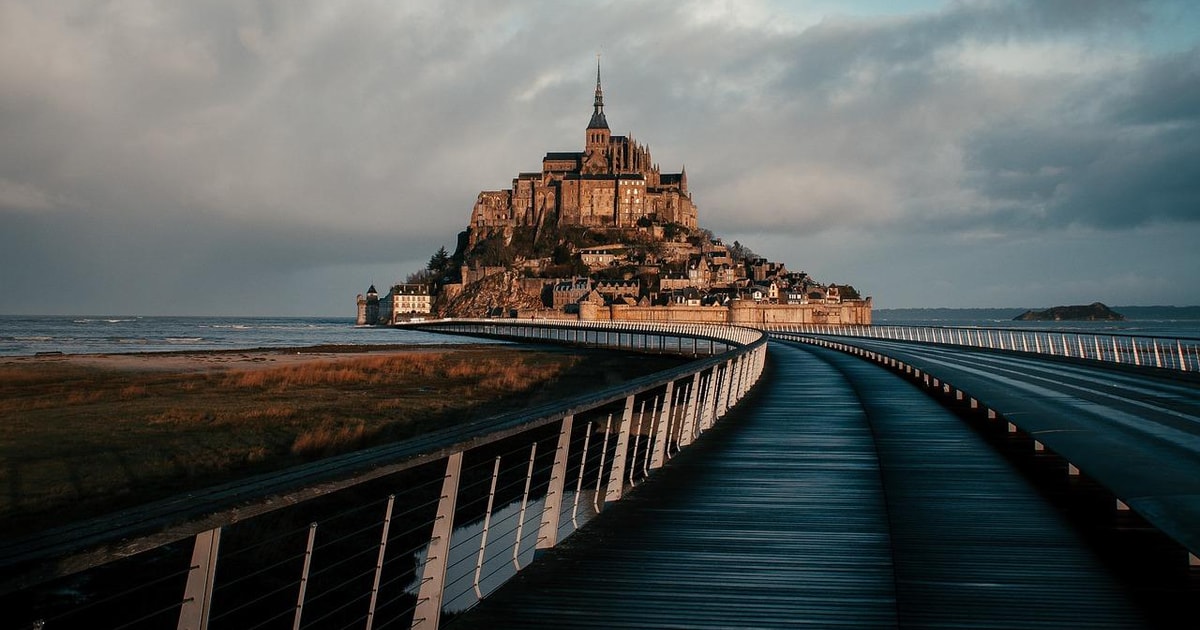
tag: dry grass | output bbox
[291,419,368,456]
[0,346,684,535]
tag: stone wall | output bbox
[579,298,872,326]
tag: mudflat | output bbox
[0,344,684,536]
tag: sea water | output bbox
[873,307,1200,339]
[0,315,488,357]
[3,312,1198,357]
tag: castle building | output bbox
[356,285,379,326]
[356,283,432,325]
[470,60,698,234]
[382,283,433,322]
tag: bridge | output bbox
[0,320,1196,629]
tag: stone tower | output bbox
[356,285,380,325]
[583,56,611,174]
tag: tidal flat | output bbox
[0,344,684,536]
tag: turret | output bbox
[364,285,380,325]
[585,55,611,151]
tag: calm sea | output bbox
[3,312,1198,357]
[873,306,1200,339]
[0,315,488,357]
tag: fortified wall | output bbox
[577,299,873,326]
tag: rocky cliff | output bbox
[440,269,546,318]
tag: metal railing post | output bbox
[536,415,574,554]
[365,494,396,630]
[572,421,593,528]
[474,457,502,597]
[649,382,674,470]
[678,374,701,448]
[593,415,613,513]
[643,395,658,477]
[629,401,647,486]
[177,527,221,630]
[512,443,538,571]
[605,395,636,504]
[412,452,463,630]
[292,523,317,630]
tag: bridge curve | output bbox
[777,330,1200,567]
[3,319,1197,629]
[0,320,768,630]
[453,339,1166,628]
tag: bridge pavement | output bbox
[819,336,1200,565]
[450,341,1154,629]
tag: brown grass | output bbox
[290,420,368,456]
[0,346,685,536]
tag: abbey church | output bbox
[469,61,698,233]
[359,61,871,327]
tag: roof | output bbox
[588,110,609,130]
[544,152,583,161]
[390,284,430,295]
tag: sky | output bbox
[1,0,1198,316]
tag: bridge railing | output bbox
[769,324,1200,372]
[407,317,763,353]
[1,321,766,630]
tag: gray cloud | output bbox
[964,46,1200,230]
[1,0,1197,314]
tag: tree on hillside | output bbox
[406,268,435,284]
[427,247,451,274]
[471,235,516,267]
[662,222,689,241]
[729,240,757,262]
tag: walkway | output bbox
[450,341,1150,628]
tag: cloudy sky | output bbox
[2,0,1198,316]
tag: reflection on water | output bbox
[407,490,598,613]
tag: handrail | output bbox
[2,321,768,630]
[406,317,765,348]
[768,323,1200,372]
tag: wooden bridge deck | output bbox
[450,342,1154,629]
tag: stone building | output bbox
[469,60,698,236]
[355,285,380,326]
[552,277,593,310]
[382,284,433,323]
[356,283,432,325]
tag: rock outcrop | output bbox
[440,269,546,318]
[1014,302,1125,321]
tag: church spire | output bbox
[587,54,609,130]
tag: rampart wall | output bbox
[579,299,872,326]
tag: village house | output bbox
[579,244,627,268]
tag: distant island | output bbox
[357,60,870,327]
[1014,302,1125,322]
